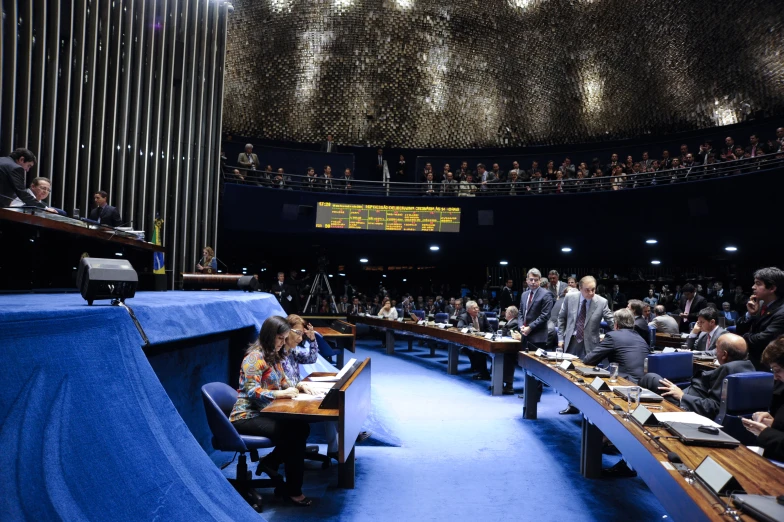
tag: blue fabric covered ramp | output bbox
[0,291,285,521]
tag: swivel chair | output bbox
[644,352,693,389]
[716,372,774,445]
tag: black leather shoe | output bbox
[502,386,515,395]
[559,405,580,415]
[472,373,491,380]
[602,460,637,478]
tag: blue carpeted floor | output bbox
[215,338,670,521]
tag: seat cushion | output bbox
[240,435,275,450]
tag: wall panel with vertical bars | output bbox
[0,0,230,289]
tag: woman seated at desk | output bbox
[743,337,784,461]
[196,246,217,273]
[377,297,398,320]
[229,316,313,507]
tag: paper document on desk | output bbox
[652,411,722,428]
[545,352,578,360]
[305,382,335,391]
[293,394,325,401]
[308,376,339,382]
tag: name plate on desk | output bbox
[631,405,660,426]
[695,455,745,496]
[535,348,547,357]
[437,323,447,329]
[460,327,469,334]
[484,333,493,340]
[559,360,575,370]
[589,377,611,392]
[417,320,426,325]
[397,318,404,322]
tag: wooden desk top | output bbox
[314,327,354,338]
[349,315,521,354]
[259,372,340,422]
[518,352,784,520]
[0,208,164,252]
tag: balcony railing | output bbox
[224,153,784,197]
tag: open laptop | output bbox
[732,495,784,522]
[613,386,665,403]
[665,422,741,447]
[575,366,611,377]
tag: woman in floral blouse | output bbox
[230,315,313,506]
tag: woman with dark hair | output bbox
[743,336,784,461]
[230,316,313,506]
[196,246,217,273]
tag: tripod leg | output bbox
[323,275,339,313]
[303,273,321,312]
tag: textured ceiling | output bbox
[223,0,784,148]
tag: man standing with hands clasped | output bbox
[517,269,554,399]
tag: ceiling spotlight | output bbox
[429,246,440,251]
[328,274,333,278]
[360,258,368,263]
[382,274,387,278]
[561,247,572,253]
[725,246,738,252]
[403,278,407,282]
[651,260,661,265]
[500,261,508,265]
[645,239,658,244]
[301,269,306,272]
[339,273,346,276]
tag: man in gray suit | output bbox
[557,275,615,358]
[548,270,568,301]
[686,307,727,355]
[237,144,259,172]
[649,305,679,334]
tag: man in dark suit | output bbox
[686,307,727,355]
[340,168,354,192]
[627,300,651,344]
[720,302,739,326]
[457,300,492,380]
[518,268,554,352]
[677,283,707,333]
[611,285,627,311]
[0,148,54,212]
[89,190,122,226]
[736,267,784,369]
[348,296,364,316]
[273,272,296,314]
[640,333,755,419]
[499,279,514,315]
[583,309,653,383]
[320,134,336,153]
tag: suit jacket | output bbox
[611,291,627,310]
[518,287,554,344]
[320,140,336,153]
[0,157,45,209]
[633,315,650,344]
[423,180,437,196]
[557,292,615,356]
[457,311,491,332]
[736,298,784,369]
[649,314,680,334]
[686,326,727,354]
[678,295,708,330]
[679,360,756,419]
[583,329,653,383]
[502,317,520,336]
[444,305,456,317]
[548,281,567,301]
[499,286,514,312]
[758,383,784,461]
[237,152,259,170]
[89,204,122,227]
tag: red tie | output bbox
[760,304,768,316]
[524,292,534,326]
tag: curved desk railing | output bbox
[225,153,784,197]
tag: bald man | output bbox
[639,333,756,419]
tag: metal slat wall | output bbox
[0,0,231,290]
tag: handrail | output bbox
[223,153,784,197]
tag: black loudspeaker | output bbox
[237,275,259,292]
[478,210,494,226]
[76,257,138,305]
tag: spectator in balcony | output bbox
[304,167,319,191]
[605,153,621,175]
[528,169,544,194]
[509,160,526,182]
[697,140,715,165]
[611,164,626,190]
[682,153,696,176]
[679,144,690,163]
[559,157,575,178]
[440,171,458,196]
[230,168,245,182]
[238,143,259,172]
[640,151,654,171]
[526,160,540,180]
[423,172,437,196]
[320,134,336,153]
[421,162,433,183]
[439,163,451,183]
[396,155,406,180]
[623,155,634,175]
[552,170,565,194]
[506,170,520,195]
[720,137,736,161]
[747,134,769,158]
[456,161,471,181]
[375,148,385,176]
[775,127,784,149]
[543,160,557,180]
[459,173,477,197]
[669,157,683,182]
[660,149,673,170]
[476,163,495,192]
[341,168,354,193]
[589,167,604,191]
[322,166,335,191]
[491,163,505,183]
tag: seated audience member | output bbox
[677,283,707,332]
[458,174,477,197]
[720,302,738,325]
[458,300,492,381]
[423,172,437,196]
[444,297,456,317]
[743,337,784,460]
[322,166,335,191]
[686,307,727,354]
[455,161,471,181]
[230,316,312,506]
[582,309,652,383]
[341,168,354,192]
[643,289,658,307]
[378,297,398,320]
[304,167,319,191]
[627,299,650,342]
[491,163,505,182]
[649,305,680,334]
[348,297,364,315]
[451,298,464,319]
[639,333,755,419]
[736,267,784,369]
[440,172,458,196]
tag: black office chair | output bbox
[201,382,281,512]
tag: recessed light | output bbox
[561,247,572,253]
[301,269,306,272]
[651,260,661,265]
[429,246,440,251]
[382,274,387,278]
[328,274,333,278]
[115,253,123,256]
[339,273,346,276]
[403,278,407,282]
[242,267,247,270]
[725,246,738,252]
[646,239,658,244]
[360,258,368,263]
[500,261,508,265]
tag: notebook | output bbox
[732,495,784,522]
[575,366,611,377]
[612,386,664,403]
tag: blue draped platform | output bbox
[0,291,285,521]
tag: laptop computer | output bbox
[613,386,665,403]
[575,366,611,377]
[692,351,716,361]
[732,495,784,522]
[665,422,741,447]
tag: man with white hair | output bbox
[458,300,492,380]
[238,143,259,172]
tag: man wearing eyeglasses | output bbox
[8,176,64,215]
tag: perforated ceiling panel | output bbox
[223,0,784,148]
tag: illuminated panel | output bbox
[315,202,460,232]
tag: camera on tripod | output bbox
[317,254,329,272]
